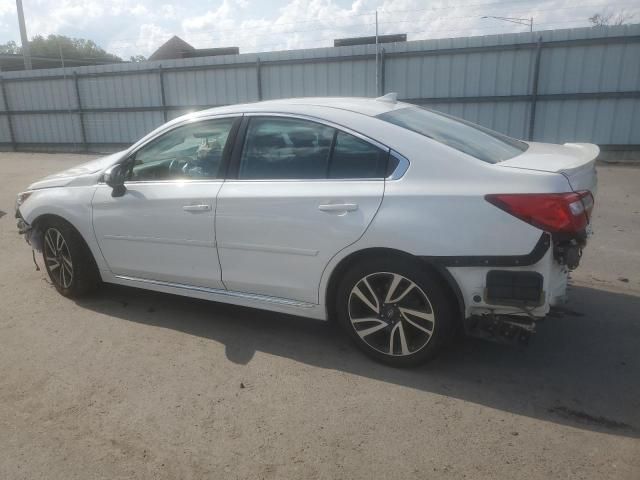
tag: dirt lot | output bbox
[1,153,639,480]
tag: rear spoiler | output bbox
[562,143,600,162]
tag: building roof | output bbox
[334,34,407,47]
[148,36,195,61]
[148,36,239,61]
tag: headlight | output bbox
[15,191,33,210]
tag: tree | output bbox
[589,10,635,26]
[0,35,121,61]
[0,40,20,54]
[129,55,147,63]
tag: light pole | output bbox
[375,9,379,95]
[481,15,533,32]
[16,0,32,70]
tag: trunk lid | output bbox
[499,142,599,194]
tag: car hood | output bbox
[27,150,126,190]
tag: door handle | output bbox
[183,204,211,212]
[318,203,359,212]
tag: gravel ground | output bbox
[1,153,639,480]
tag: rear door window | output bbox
[238,116,389,180]
[238,117,334,179]
[328,131,388,179]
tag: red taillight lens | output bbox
[485,191,594,234]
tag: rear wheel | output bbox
[336,257,456,367]
[41,219,100,297]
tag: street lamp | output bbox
[482,15,533,32]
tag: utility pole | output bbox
[16,0,32,70]
[481,15,533,32]
[375,10,379,95]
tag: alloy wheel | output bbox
[348,272,436,356]
[43,228,74,289]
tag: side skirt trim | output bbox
[113,274,316,308]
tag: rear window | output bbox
[377,107,528,163]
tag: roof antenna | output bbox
[375,92,397,103]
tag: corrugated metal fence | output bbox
[0,24,639,154]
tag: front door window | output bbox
[129,118,236,181]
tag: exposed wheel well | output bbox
[325,247,464,327]
[31,214,98,267]
[30,214,70,248]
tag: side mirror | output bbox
[104,164,127,197]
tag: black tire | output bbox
[40,218,100,298]
[336,256,456,367]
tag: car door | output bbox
[216,114,389,304]
[92,116,240,289]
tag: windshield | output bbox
[377,106,528,163]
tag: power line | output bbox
[21,0,635,59]
[102,0,638,45]
[111,1,637,47]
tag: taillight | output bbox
[485,191,594,234]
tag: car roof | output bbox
[194,96,411,118]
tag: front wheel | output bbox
[41,219,100,297]
[336,257,456,367]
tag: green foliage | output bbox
[0,35,122,61]
[29,35,122,61]
[129,55,147,63]
[0,40,20,54]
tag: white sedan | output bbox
[15,95,597,367]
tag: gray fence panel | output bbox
[163,65,257,107]
[0,84,6,111]
[0,117,11,142]
[538,42,640,94]
[79,73,161,109]
[386,48,535,99]
[83,112,164,144]
[6,78,76,110]
[12,113,80,143]
[534,98,640,144]
[261,59,376,99]
[0,24,639,151]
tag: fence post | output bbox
[380,48,386,96]
[73,72,88,151]
[256,57,263,101]
[528,36,543,141]
[158,65,167,122]
[0,76,16,151]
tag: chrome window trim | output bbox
[97,178,225,186]
[242,111,390,153]
[222,178,384,183]
[387,150,411,180]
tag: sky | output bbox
[0,0,638,59]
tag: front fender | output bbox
[19,186,108,272]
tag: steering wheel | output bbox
[168,156,193,174]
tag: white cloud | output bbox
[160,4,176,18]
[109,22,172,58]
[0,0,638,58]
